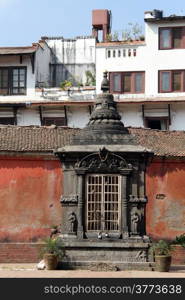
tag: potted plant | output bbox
[60,80,72,91]
[150,240,172,272]
[40,237,64,270]
[171,233,185,265]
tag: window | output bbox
[86,174,121,232]
[118,50,121,57]
[159,27,185,49]
[113,50,116,57]
[110,72,145,94]
[0,67,26,95]
[145,117,168,130]
[107,50,111,58]
[43,117,66,126]
[159,70,185,92]
[0,118,15,125]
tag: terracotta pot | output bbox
[44,253,58,270]
[155,255,171,272]
[171,245,185,265]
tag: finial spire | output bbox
[101,71,109,93]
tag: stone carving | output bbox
[131,209,140,234]
[129,195,147,203]
[75,148,131,172]
[60,195,78,206]
[130,204,145,236]
[135,251,147,262]
[68,212,77,234]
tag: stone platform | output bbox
[59,239,154,271]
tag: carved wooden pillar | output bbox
[77,174,84,239]
[121,175,129,238]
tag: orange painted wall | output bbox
[0,156,62,242]
[146,160,185,240]
[0,155,184,243]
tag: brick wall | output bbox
[0,243,43,263]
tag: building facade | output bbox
[96,10,185,131]
[2,9,185,130]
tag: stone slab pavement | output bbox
[0,264,185,278]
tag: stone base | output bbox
[59,261,154,271]
[59,239,154,271]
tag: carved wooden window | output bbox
[86,174,121,232]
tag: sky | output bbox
[1,0,185,46]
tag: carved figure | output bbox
[131,209,140,234]
[68,212,77,233]
[136,251,147,262]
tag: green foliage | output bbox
[106,33,112,41]
[60,80,72,90]
[50,225,58,229]
[85,71,96,86]
[122,22,144,41]
[112,31,119,41]
[172,233,185,247]
[77,81,83,88]
[150,240,172,256]
[40,237,64,259]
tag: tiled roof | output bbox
[0,126,79,153]
[0,46,38,55]
[129,127,185,157]
[0,125,185,157]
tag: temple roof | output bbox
[0,125,185,157]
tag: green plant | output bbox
[85,71,96,86]
[150,240,172,256]
[106,33,112,41]
[122,22,144,41]
[60,80,72,90]
[112,31,119,41]
[51,225,58,229]
[40,237,64,260]
[172,233,185,247]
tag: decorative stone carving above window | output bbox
[75,147,133,174]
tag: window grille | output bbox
[86,174,121,232]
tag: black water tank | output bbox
[153,9,163,19]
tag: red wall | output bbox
[0,156,184,244]
[0,156,62,242]
[146,159,185,240]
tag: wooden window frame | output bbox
[0,66,27,95]
[159,70,185,93]
[159,27,185,50]
[0,117,15,125]
[86,174,121,233]
[43,117,67,126]
[109,71,145,94]
[144,117,169,130]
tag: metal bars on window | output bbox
[86,174,121,232]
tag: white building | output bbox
[0,38,96,128]
[96,9,185,130]
[2,9,185,130]
[44,36,96,87]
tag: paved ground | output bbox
[0,264,185,278]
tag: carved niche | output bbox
[129,195,147,236]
